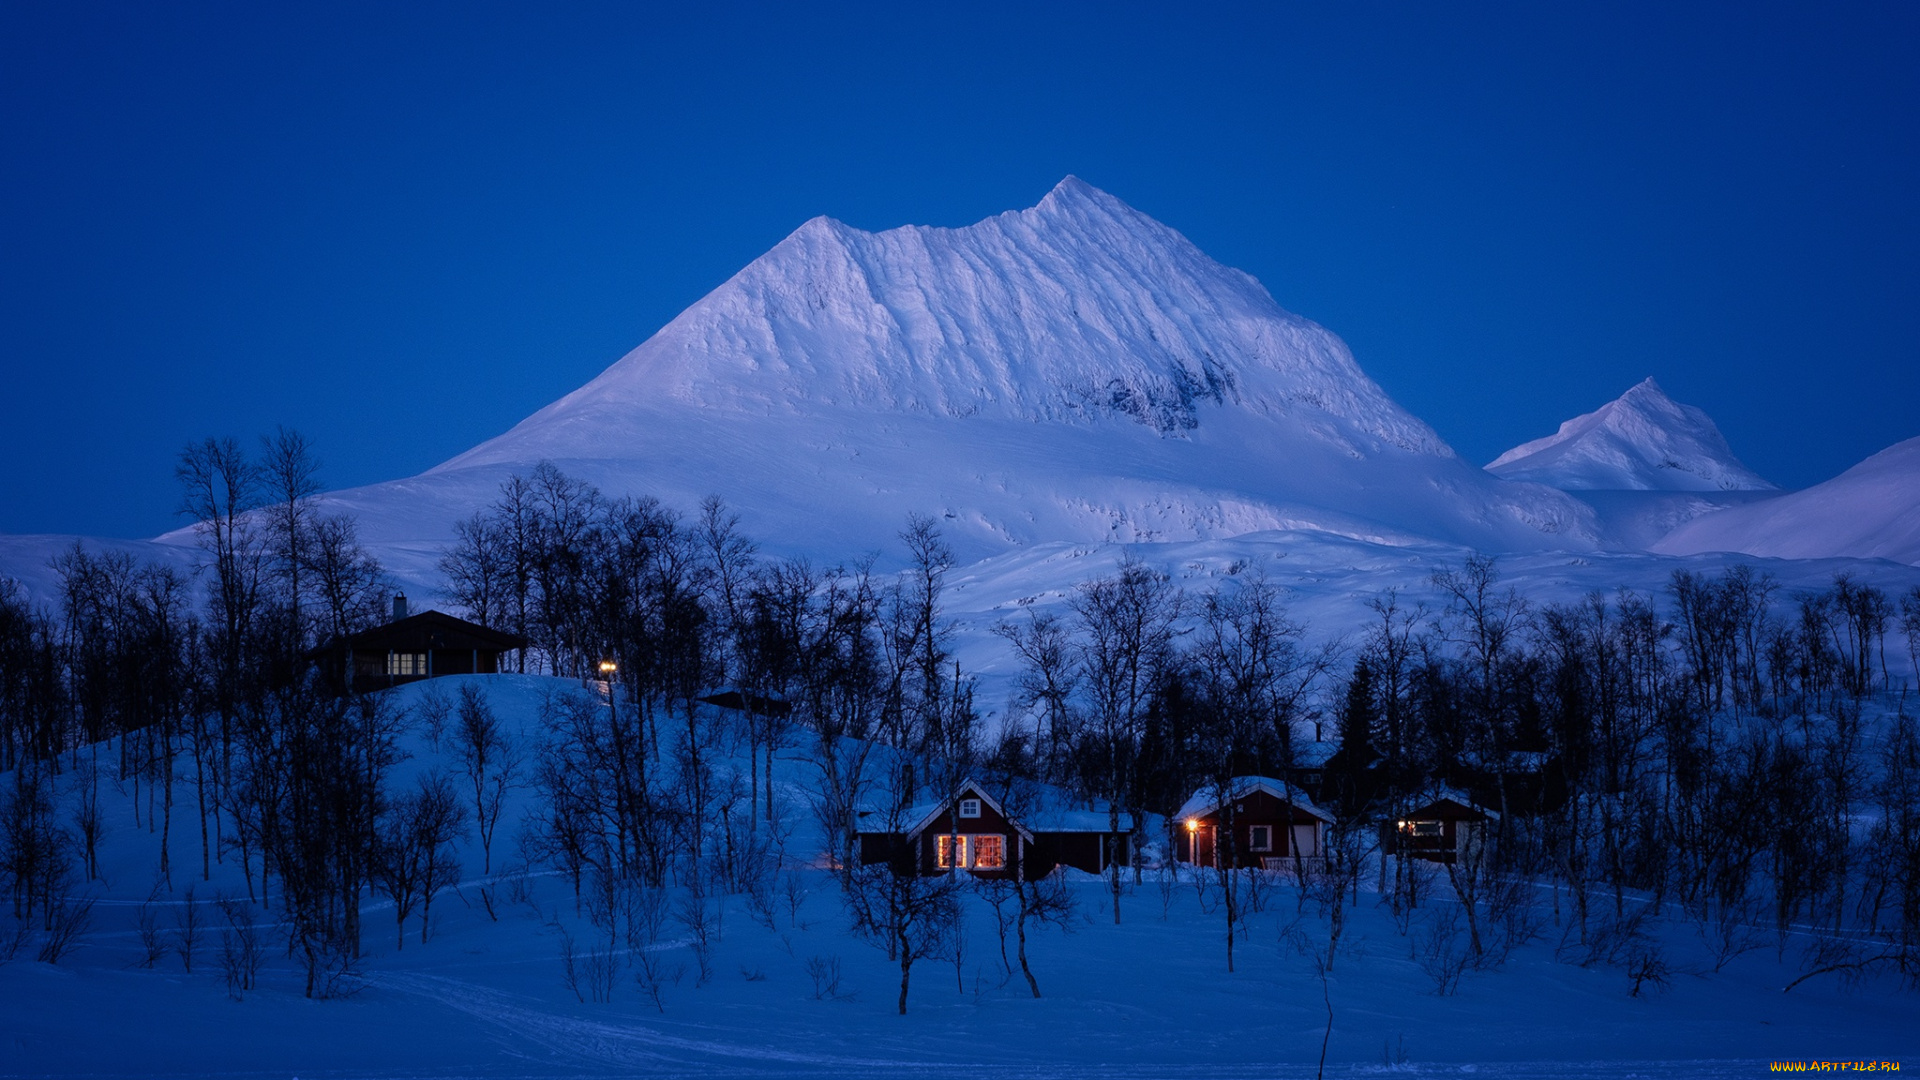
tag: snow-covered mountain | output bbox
[1487,378,1774,492]
[1655,435,1920,564]
[326,177,1596,565]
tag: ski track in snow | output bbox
[359,972,1762,1080]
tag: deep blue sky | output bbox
[5,2,1917,539]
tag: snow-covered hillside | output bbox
[1655,435,1920,564]
[4,675,1914,1078]
[1487,378,1774,492]
[277,178,1598,566]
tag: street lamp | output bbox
[597,660,618,725]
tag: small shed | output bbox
[1386,792,1496,865]
[307,597,526,694]
[1174,776,1333,870]
[856,780,1132,879]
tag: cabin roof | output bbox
[856,778,1135,839]
[1175,775,1334,824]
[1403,789,1499,822]
[308,609,527,657]
[1293,739,1339,768]
[696,688,793,717]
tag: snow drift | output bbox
[1654,435,1920,565]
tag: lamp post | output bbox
[598,658,617,722]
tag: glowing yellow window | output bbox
[936,835,967,869]
[972,834,1005,869]
[387,652,427,676]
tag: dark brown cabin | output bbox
[856,781,1132,879]
[1384,794,1494,865]
[1173,776,1333,870]
[306,596,526,694]
[1024,806,1134,877]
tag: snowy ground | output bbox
[3,676,1916,1080]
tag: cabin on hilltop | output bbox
[306,595,526,694]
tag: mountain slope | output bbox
[1487,378,1774,492]
[377,178,1597,562]
[1654,435,1920,564]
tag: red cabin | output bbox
[1385,793,1494,865]
[1173,776,1332,870]
[856,780,1132,879]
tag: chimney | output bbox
[393,593,408,621]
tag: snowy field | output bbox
[3,675,1915,1080]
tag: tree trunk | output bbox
[1015,884,1040,997]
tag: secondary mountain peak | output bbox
[1487,378,1773,492]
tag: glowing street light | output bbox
[597,660,618,718]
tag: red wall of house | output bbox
[1178,789,1321,869]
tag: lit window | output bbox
[1249,825,1272,852]
[1411,821,1443,837]
[959,798,981,819]
[387,652,428,676]
[972,835,1005,869]
[937,835,967,869]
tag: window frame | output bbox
[958,798,982,819]
[386,652,428,676]
[1248,824,1273,852]
[936,834,968,869]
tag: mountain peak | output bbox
[1487,379,1774,492]
[471,177,1449,452]
[1034,174,1122,213]
[1042,173,1098,201]
[423,183,1599,558]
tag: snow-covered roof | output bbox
[887,784,1036,843]
[1404,786,1499,822]
[1175,776,1333,824]
[855,778,1133,838]
[1293,739,1338,768]
[1024,807,1134,833]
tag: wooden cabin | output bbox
[1024,805,1134,877]
[307,596,526,694]
[1173,776,1333,870]
[1385,793,1495,865]
[856,780,1133,879]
